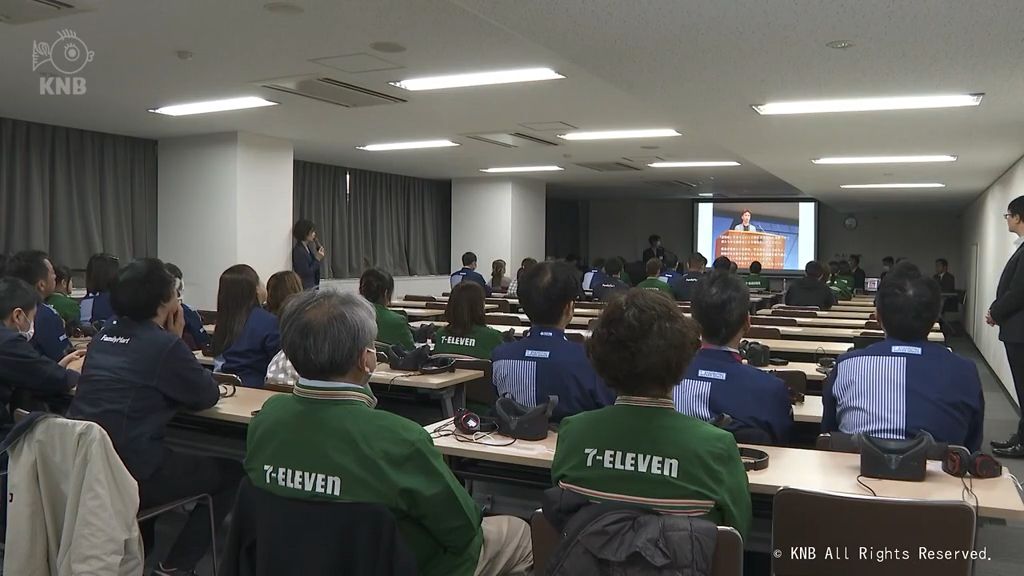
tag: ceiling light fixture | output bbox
[813,155,957,165]
[389,67,564,91]
[698,193,715,197]
[752,94,983,115]
[356,139,459,151]
[840,183,945,189]
[148,96,278,116]
[480,166,563,173]
[826,40,855,49]
[648,161,740,168]
[558,128,682,141]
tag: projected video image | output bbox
[694,201,817,272]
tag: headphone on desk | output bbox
[942,445,1002,479]
[739,447,770,472]
[454,408,497,434]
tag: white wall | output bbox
[320,275,451,300]
[818,205,963,279]
[588,199,694,262]
[510,179,546,269]
[451,179,512,275]
[963,155,1024,404]
[158,133,239,310]
[236,133,294,283]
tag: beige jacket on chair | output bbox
[4,415,145,576]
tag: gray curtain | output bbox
[293,160,451,278]
[0,117,157,268]
[546,198,589,262]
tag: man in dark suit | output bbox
[849,254,866,292]
[990,196,1024,457]
[934,258,958,314]
[641,234,665,264]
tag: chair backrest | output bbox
[574,301,605,310]
[530,510,743,576]
[853,335,884,350]
[445,357,496,406]
[424,301,448,310]
[772,370,807,402]
[864,320,881,330]
[772,309,817,318]
[486,314,526,326]
[772,487,975,576]
[565,332,586,344]
[775,304,820,311]
[198,309,218,325]
[751,316,798,327]
[485,298,512,313]
[745,326,781,339]
[221,477,417,575]
[403,295,435,302]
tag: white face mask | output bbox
[15,311,35,341]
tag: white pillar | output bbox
[451,178,546,276]
[157,132,293,310]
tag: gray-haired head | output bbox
[279,290,378,381]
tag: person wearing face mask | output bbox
[68,258,240,576]
[246,289,533,576]
[0,277,83,430]
[164,262,210,351]
[4,250,71,362]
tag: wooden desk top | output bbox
[768,362,826,382]
[424,420,1024,520]
[757,316,941,332]
[759,309,874,320]
[391,301,498,312]
[746,338,852,356]
[776,326,944,343]
[391,307,446,319]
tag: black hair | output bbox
[461,251,477,267]
[805,260,824,279]
[838,260,852,275]
[359,268,395,305]
[0,277,41,320]
[5,250,51,288]
[692,271,750,345]
[165,262,184,280]
[604,257,623,276]
[1009,196,1024,219]
[565,253,580,263]
[519,261,581,326]
[592,257,606,270]
[882,256,895,266]
[648,234,661,246]
[936,258,949,269]
[292,219,316,243]
[663,252,678,270]
[111,258,176,322]
[877,269,941,341]
[688,253,706,269]
[712,256,732,271]
[85,253,120,294]
[53,264,73,284]
[849,254,861,266]
[750,261,762,274]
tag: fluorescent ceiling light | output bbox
[558,129,681,141]
[389,67,564,91]
[648,161,740,168]
[480,166,563,173]
[148,96,278,116]
[840,183,945,189]
[813,155,957,165]
[752,94,983,115]
[698,193,715,197]
[356,140,459,151]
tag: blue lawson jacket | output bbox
[67,318,219,480]
[674,347,793,444]
[491,327,615,422]
[32,302,70,362]
[0,325,77,411]
[450,268,492,295]
[823,339,984,452]
[218,306,281,388]
[80,291,115,324]
[669,272,702,302]
[292,242,321,290]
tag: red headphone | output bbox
[942,446,1002,479]
[454,408,497,434]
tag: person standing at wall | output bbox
[988,196,1024,458]
[291,219,324,290]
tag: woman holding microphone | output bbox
[291,219,325,290]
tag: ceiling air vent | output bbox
[260,76,407,108]
[645,180,698,189]
[463,132,558,148]
[0,0,98,24]
[574,162,641,172]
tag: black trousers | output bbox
[1005,342,1024,438]
[139,449,243,570]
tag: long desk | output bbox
[391,307,446,319]
[756,316,941,332]
[774,326,944,343]
[424,420,1024,521]
[759,309,873,320]
[391,301,499,312]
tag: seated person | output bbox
[551,289,751,538]
[784,261,837,309]
[245,290,532,576]
[359,267,414,349]
[670,252,706,301]
[592,257,630,301]
[636,258,673,296]
[507,257,537,297]
[450,251,492,295]
[492,261,614,421]
[581,257,606,292]
[880,255,895,282]
[434,282,503,359]
[265,270,303,317]
[164,262,211,351]
[745,261,769,291]
[4,250,70,361]
[823,266,984,451]
[657,252,681,285]
[68,258,240,576]
[674,272,793,444]
[490,259,512,293]
[211,264,280,388]
[46,264,80,327]
[79,253,119,325]
[0,278,83,430]
[827,261,853,301]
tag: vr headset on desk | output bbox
[454,395,558,441]
[386,344,457,375]
[739,340,771,367]
[853,431,1003,482]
